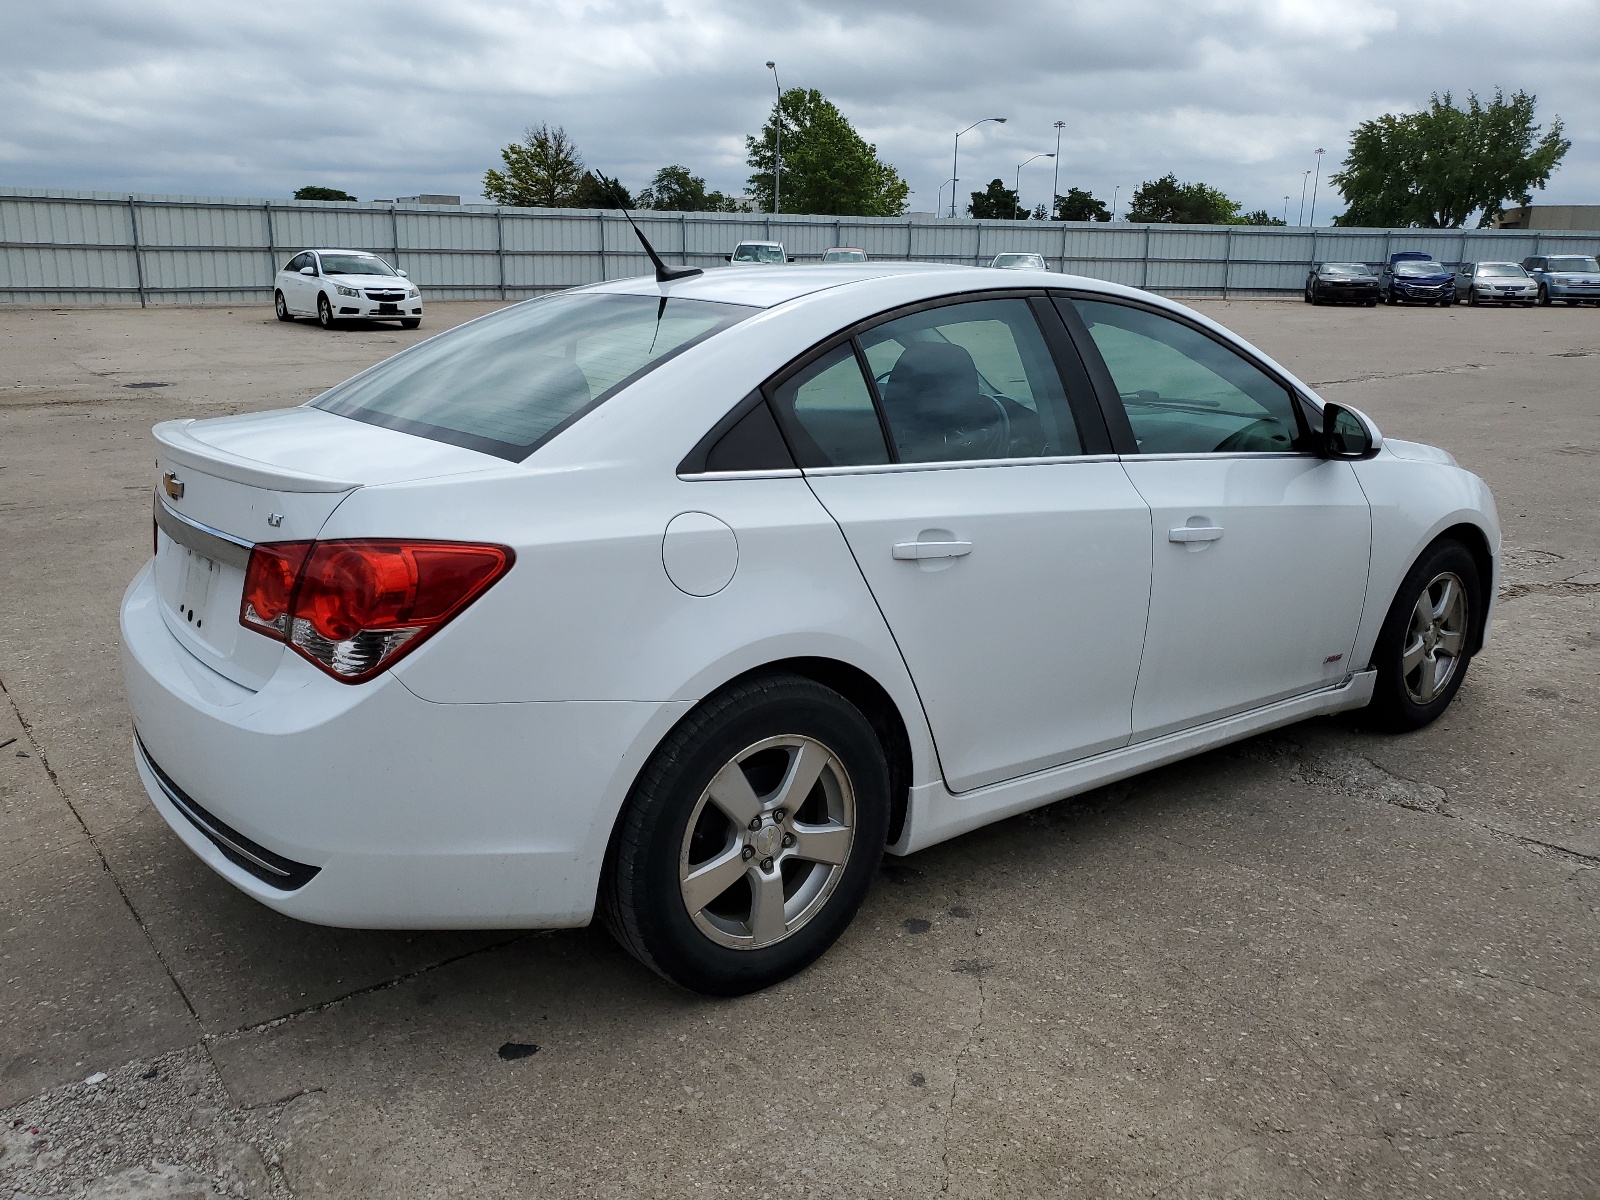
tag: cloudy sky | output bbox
[4,0,1598,223]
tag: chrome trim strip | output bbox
[153,494,254,569]
[803,453,1123,477]
[136,740,291,878]
[1117,451,1313,462]
[677,468,804,481]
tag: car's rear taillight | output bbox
[239,539,512,683]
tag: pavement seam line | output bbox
[206,932,534,1042]
[0,671,202,1024]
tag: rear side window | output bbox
[768,343,888,467]
[313,293,753,461]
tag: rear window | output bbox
[312,293,753,460]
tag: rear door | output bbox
[1059,295,1371,741]
[776,294,1153,793]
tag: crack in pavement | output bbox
[1498,579,1600,600]
[1310,364,1488,386]
[938,967,988,1195]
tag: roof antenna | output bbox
[604,178,702,283]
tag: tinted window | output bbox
[1072,299,1302,455]
[1396,261,1446,276]
[769,343,887,468]
[313,293,752,461]
[859,298,1080,462]
[702,399,795,472]
[1320,263,1370,276]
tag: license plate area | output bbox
[378,303,399,314]
[174,546,221,631]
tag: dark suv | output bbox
[1380,253,1455,306]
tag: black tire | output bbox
[602,674,890,995]
[1466,288,1479,306]
[1303,285,1313,304]
[317,294,336,330]
[1385,290,1399,306]
[1537,284,1550,306]
[400,317,421,330]
[1365,539,1481,733]
[274,291,294,321]
[1365,298,1378,307]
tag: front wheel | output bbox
[274,291,294,321]
[602,674,890,995]
[400,317,421,330]
[1537,284,1551,306]
[317,294,336,330]
[1365,539,1480,732]
[1467,288,1479,306]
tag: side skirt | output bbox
[893,670,1376,854]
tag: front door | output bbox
[772,296,1154,793]
[1064,296,1371,741]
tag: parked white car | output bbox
[990,252,1047,270]
[274,249,422,329]
[727,241,788,265]
[126,261,1498,995]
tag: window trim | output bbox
[1051,289,1318,458]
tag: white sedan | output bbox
[124,261,1499,995]
[273,249,423,329]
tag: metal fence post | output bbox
[906,219,914,261]
[127,195,147,308]
[973,222,982,267]
[681,212,689,266]
[1059,219,1069,273]
[597,211,607,280]
[390,203,400,270]
[1141,225,1151,290]
[1223,228,1233,299]
[263,201,276,290]
[496,207,506,300]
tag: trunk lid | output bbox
[150,407,502,690]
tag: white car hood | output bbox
[324,273,408,288]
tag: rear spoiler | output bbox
[153,419,358,494]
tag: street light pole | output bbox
[1298,170,1311,225]
[765,61,782,215]
[1308,147,1325,228]
[1283,195,1290,224]
[1051,120,1065,218]
[1015,153,1054,219]
[952,117,1007,218]
[1112,185,1120,222]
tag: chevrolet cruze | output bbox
[274,249,423,329]
[124,261,1499,994]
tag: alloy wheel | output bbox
[678,734,855,950]
[1401,571,1468,705]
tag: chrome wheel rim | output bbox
[275,292,286,317]
[678,735,855,951]
[1402,571,1468,705]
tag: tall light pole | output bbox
[1111,185,1120,222]
[1298,170,1312,225]
[1308,147,1325,227]
[1015,153,1054,219]
[935,177,957,216]
[952,117,1006,218]
[1051,120,1066,218]
[1283,195,1290,224]
[765,61,782,215]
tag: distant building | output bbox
[1494,204,1600,231]
[396,194,462,206]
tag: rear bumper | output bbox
[120,562,687,928]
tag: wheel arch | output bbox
[1435,521,1494,655]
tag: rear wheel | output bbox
[317,294,336,330]
[274,291,294,321]
[602,674,889,995]
[1365,539,1480,732]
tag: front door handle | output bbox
[1168,525,1224,543]
[893,539,973,561]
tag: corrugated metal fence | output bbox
[4,186,1598,306]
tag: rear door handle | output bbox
[893,539,973,561]
[1168,525,1224,543]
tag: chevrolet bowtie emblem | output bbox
[162,471,185,500]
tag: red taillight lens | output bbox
[241,541,313,637]
[239,539,512,683]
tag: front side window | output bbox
[858,298,1080,463]
[314,293,752,460]
[1071,299,1303,455]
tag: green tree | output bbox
[483,124,585,208]
[1330,89,1569,228]
[572,171,632,209]
[1237,209,1287,226]
[747,88,909,216]
[1125,175,1241,224]
[637,165,740,212]
[1052,187,1110,222]
[968,179,1024,220]
[294,186,356,202]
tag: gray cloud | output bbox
[2,0,1596,223]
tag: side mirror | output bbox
[397,269,408,278]
[724,255,732,262]
[787,257,795,263]
[1321,402,1381,460]
[300,266,315,276]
